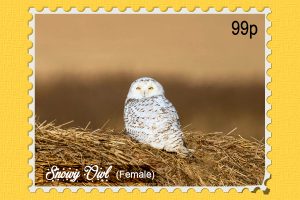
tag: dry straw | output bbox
[35,121,264,186]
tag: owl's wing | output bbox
[158,96,181,127]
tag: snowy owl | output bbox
[124,77,191,157]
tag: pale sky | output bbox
[36,14,265,86]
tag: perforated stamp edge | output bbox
[28,7,271,193]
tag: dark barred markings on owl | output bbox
[124,77,191,157]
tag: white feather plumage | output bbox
[124,77,190,156]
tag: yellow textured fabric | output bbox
[0,0,299,199]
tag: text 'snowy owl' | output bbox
[124,77,191,157]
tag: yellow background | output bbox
[0,0,299,199]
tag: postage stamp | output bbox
[28,8,271,192]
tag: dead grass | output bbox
[35,121,265,186]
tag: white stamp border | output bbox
[28,7,271,193]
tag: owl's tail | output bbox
[175,146,195,158]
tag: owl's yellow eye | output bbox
[148,86,154,90]
[136,87,141,90]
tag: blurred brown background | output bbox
[36,14,265,139]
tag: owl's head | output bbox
[126,77,165,100]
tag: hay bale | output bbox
[35,121,264,186]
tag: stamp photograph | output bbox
[29,9,271,192]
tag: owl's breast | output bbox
[125,97,171,129]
